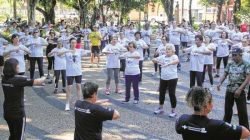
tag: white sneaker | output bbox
[209,86,214,91]
[151,72,156,76]
[133,100,139,104]
[154,108,164,115]
[168,112,177,118]
[247,100,250,104]
[65,103,70,111]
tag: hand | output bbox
[217,84,221,91]
[96,99,109,105]
[234,88,242,98]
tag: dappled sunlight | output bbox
[26,117,32,123]
[0,124,8,131]
[142,99,158,104]
[45,132,74,140]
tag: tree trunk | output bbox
[13,0,17,19]
[189,0,192,26]
[161,0,174,22]
[233,0,241,24]
[216,2,223,23]
[36,0,56,24]
[27,0,38,26]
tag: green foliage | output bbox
[235,0,250,22]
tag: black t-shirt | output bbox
[2,76,33,119]
[176,114,242,140]
[74,100,114,140]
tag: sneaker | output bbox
[151,72,156,76]
[121,100,129,104]
[214,74,220,78]
[65,103,70,111]
[105,89,110,95]
[154,108,164,115]
[53,89,58,94]
[62,89,67,93]
[168,112,177,118]
[247,100,250,104]
[133,100,139,104]
[209,86,214,91]
[115,89,122,94]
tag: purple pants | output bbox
[125,74,140,101]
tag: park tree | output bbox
[36,0,57,24]
[27,0,38,25]
[161,0,174,22]
[189,0,193,26]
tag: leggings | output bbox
[125,74,140,101]
[203,64,213,85]
[54,70,66,89]
[106,68,120,86]
[47,57,54,70]
[190,71,203,88]
[216,56,229,69]
[143,48,150,57]
[159,78,178,108]
[247,85,250,100]
[5,117,26,140]
[139,61,143,82]
[29,57,44,79]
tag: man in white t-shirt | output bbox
[183,35,212,87]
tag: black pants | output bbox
[5,117,26,140]
[159,78,178,108]
[139,60,143,82]
[216,56,229,69]
[223,91,249,129]
[248,86,250,100]
[30,57,44,79]
[143,48,150,57]
[174,45,181,68]
[47,57,54,71]
[190,71,203,88]
[203,64,213,85]
[54,70,66,89]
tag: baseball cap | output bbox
[231,48,243,54]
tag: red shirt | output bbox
[76,43,81,49]
[240,23,248,32]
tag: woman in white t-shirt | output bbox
[27,29,48,79]
[48,40,67,94]
[215,31,233,78]
[120,42,141,104]
[58,38,89,111]
[3,34,30,75]
[118,32,129,77]
[152,44,179,117]
[102,35,127,95]
[203,36,216,89]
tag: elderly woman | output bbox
[176,87,250,140]
[152,44,179,117]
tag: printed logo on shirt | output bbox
[75,107,91,114]
[182,125,207,133]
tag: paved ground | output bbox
[0,54,249,140]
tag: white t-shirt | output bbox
[58,35,74,49]
[99,27,108,40]
[102,44,126,68]
[50,47,67,70]
[141,29,152,45]
[81,28,92,41]
[186,44,210,72]
[169,28,183,45]
[5,44,29,73]
[204,43,216,65]
[187,31,196,47]
[118,38,129,48]
[29,37,47,57]
[134,39,147,60]
[208,29,221,42]
[121,51,140,75]
[156,44,166,56]
[20,34,32,46]
[241,46,250,64]
[216,39,230,57]
[231,32,242,45]
[125,29,137,41]
[65,49,86,76]
[155,55,178,80]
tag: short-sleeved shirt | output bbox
[89,31,101,46]
[2,76,34,119]
[155,54,179,80]
[74,100,114,140]
[176,114,242,140]
[65,49,86,76]
[225,61,250,92]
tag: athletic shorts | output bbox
[91,46,100,54]
[67,75,82,85]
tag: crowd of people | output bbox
[1,18,250,139]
